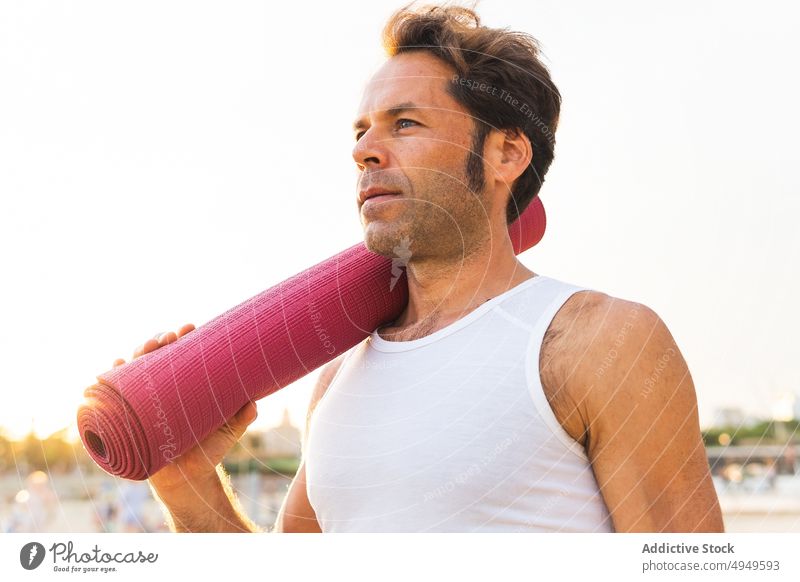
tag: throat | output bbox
[377,311,444,342]
[377,296,494,343]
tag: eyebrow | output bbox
[352,101,422,132]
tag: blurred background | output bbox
[1,0,798,532]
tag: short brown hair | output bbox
[383,4,561,224]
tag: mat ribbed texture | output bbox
[77,198,546,479]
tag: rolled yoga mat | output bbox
[78,198,546,479]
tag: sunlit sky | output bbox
[1,0,798,440]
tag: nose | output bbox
[351,128,388,171]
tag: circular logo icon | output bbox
[20,542,46,570]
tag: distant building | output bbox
[262,409,301,459]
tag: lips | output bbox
[359,187,401,206]
[364,193,400,204]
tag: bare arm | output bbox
[156,461,262,533]
[546,295,724,532]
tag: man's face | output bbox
[352,51,494,261]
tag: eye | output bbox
[355,130,366,141]
[395,118,418,130]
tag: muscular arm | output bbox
[542,292,724,532]
[156,464,263,533]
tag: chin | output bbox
[361,220,411,258]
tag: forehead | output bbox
[356,51,464,118]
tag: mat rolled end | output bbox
[77,382,152,481]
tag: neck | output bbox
[388,216,536,333]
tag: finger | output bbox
[159,331,178,346]
[141,338,161,355]
[223,402,258,439]
[112,358,125,368]
[237,401,258,425]
[177,323,195,338]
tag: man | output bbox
[114,5,723,533]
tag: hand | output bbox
[112,323,258,500]
[111,322,196,366]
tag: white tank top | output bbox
[304,274,615,532]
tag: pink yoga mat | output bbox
[78,198,546,479]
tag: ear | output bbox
[486,127,532,190]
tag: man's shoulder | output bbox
[546,288,666,384]
[540,288,672,444]
[543,286,648,350]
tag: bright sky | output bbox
[1,1,798,440]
